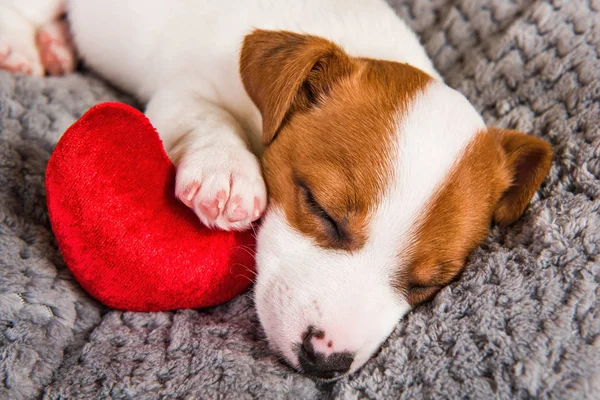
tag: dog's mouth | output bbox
[272,350,352,382]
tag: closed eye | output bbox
[296,179,345,242]
[406,283,442,306]
[407,283,441,292]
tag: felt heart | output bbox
[46,102,256,312]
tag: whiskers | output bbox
[232,266,256,284]
[230,242,258,284]
[249,222,259,239]
[235,244,257,258]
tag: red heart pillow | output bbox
[46,102,256,312]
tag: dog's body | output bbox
[0,0,552,378]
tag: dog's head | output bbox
[240,30,552,379]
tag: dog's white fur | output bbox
[1,0,489,376]
[256,81,485,372]
[0,0,56,76]
[64,0,442,233]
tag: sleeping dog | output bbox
[0,0,552,379]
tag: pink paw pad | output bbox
[227,196,248,222]
[252,196,263,221]
[199,199,220,220]
[0,48,32,74]
[198,190,228,221]
[36,19,76,76]
[180,183,200,208]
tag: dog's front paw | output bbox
[175,147,267,231]
[0,40,44,76]
[0,7,44,76]
[37,18,76,76]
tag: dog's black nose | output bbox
[298,329,354,379]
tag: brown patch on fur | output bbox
[395,132,510,306]
[396,129,552,306]
[491,128,553,225]
[240,29,432,250]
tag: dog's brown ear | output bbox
[240,29,354,145]
[491,128,553,225]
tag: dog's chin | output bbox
[266,346,351,382]
[253,208,411,378]
[260,320,391,380]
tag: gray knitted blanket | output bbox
[1,0,599,398]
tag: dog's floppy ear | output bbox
[491,128,553,225]
[240,29,354,145]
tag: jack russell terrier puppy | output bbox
[0,0,552,379]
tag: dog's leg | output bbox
[0,5,44,76]
[146,84,267,231]
[37,17,76,76]
[0,0,67,76]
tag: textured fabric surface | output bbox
[0,74,133,400]
[45,102,255,312]
[1,0,599,399]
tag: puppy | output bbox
[1,0,552,379]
